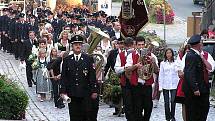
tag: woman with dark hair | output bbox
[47,51,69,109]
[175,44,190,121]
[159,48,179,121]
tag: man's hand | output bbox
[56,74,61,79]
[194,90,200,96]
[178,70,184,78]
[91,93,98,99]
[53,76,58,81]
[136,62,142,69]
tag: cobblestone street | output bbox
[1,50,215,121]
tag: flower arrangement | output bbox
[27,53,37,62]
[32,60,40,70]
[147,0,175,24]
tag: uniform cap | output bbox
[187,34,201,45]
[70,35,84,44]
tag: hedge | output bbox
[0,75,29,120]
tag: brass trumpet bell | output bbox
[87,26,110,54]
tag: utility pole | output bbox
[163,0,167,41]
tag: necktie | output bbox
[76,56,79,61]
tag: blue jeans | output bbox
[163,89,177,120]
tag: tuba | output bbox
[86,26,110,78]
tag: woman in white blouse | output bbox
[159,48,179,121]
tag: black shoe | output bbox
[28,85,32,87]
[113,112,118,115]
[15,58,18,60]
[57,104,65,109]
[171,118,176,121]
[32,80,36,85]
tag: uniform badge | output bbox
[83,69,88,76]
[76,36,79,41]
[93,64,96,70]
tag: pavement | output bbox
[1,50,215,121]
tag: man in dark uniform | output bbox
[8,10,17,54]
[28,15,39,36]
[14,13,29,60]
[0,8,10,52]
[20,31,37,87]
[183,35,212,121]
[61,35,99,121]
[46,11,58,43]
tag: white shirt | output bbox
[74,53,82,61]
[181,49,215,72]
[158,61,179,90]
[115,49,134,74]
[114,29,121,39]
[114,51,127,74]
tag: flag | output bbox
[119,0,148,37]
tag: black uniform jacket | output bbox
[20,39,34,61]
[61,53,98,98]
[183,49,210,96]
[104,49,118,76]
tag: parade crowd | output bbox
[0,2,215,121]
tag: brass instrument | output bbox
[87,26,110,79]
[137,41,159,80]
[87,26,110,54]
[137,48,154,80]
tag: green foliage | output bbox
[103,69,121,104]
[0,75,29,120]
[111,85,122,104]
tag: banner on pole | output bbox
[119,0,148,37]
